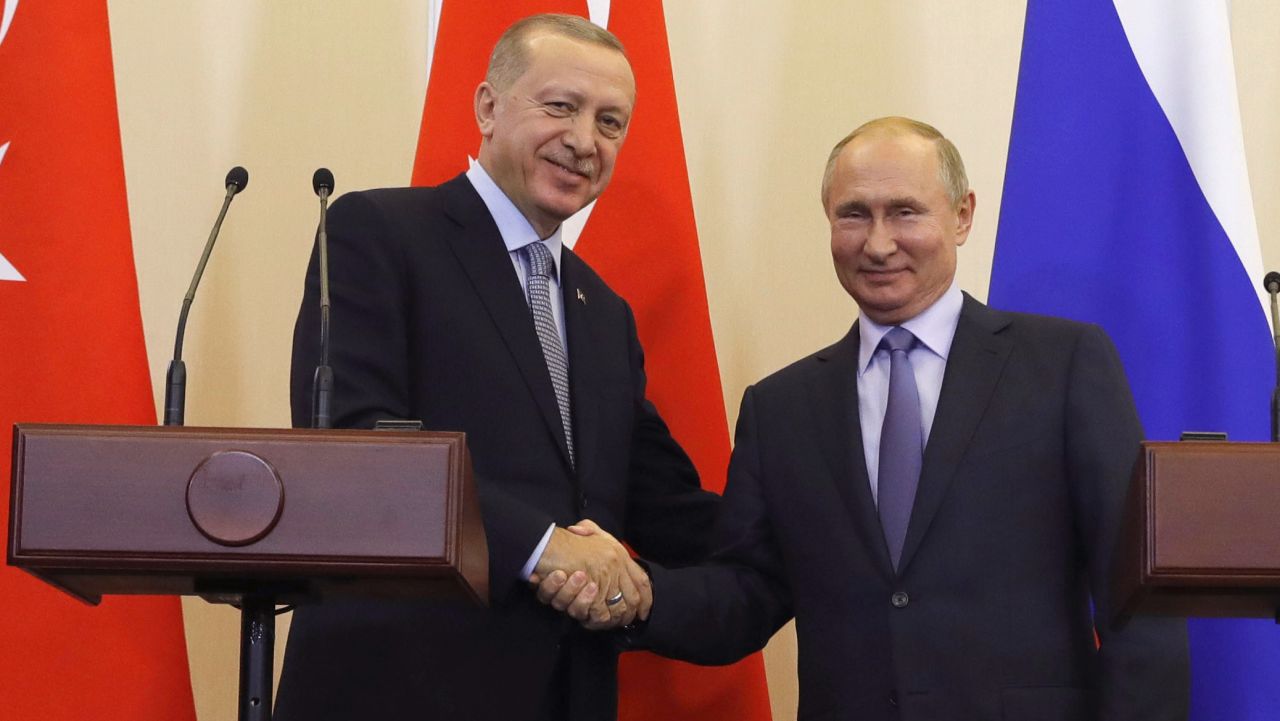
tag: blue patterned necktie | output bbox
[877,326,922,570]
[522,241,574,467]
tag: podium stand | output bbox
[1113,440,1280,623]
[7,423,489,720]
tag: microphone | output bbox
[163,167,249,426]
[310,168,335,429]
[1264,273,1280,442]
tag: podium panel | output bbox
[8,424,488,606]
[1113,441,1280,621]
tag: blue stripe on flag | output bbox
[990,1,1279,718]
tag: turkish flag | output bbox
[0,3,197,719]
[411,3,772,720]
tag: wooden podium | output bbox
[1113,440,1280,623]
[7,423,489,720]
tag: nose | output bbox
[561,114,596,157]
[863,217,896,260]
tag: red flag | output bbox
[0,3,197,719]
[411,4,772,720]
[412,0,586,185]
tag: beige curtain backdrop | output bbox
[103,2,1280,719]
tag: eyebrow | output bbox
[535,84,632,116]
[832,197,925,215]
[886,197,924,209]
[832,200,870,216]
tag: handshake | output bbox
[530,519,650,631]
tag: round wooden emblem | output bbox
[186,450,284,546]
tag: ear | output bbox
[475,82,498,139]
[954,190,976,247]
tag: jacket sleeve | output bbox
[1067,324,1190,720]
[640,385,794,665]
[616,301,723,567]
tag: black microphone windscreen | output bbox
[1265,272,1280,294]
[225,166,249,194]
[313,167,335,196]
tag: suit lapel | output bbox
[439,176,573,470]
[810,325,895,575]
[898,294,1012,571]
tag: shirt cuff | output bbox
[520,523,557,580]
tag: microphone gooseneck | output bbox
[1265,272,1280,442]
[164,166,249,426]
[311,168,335,429]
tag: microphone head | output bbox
[1265,272,1280,294]
[225,166,249,195]
[312,167,335,197]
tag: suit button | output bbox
[890,591,909,608]
[578,493,589,510]
[888,690,899,707]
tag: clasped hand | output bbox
[531,519,651,630]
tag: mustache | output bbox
[544,153,595,178]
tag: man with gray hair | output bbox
[541,116,1190,720]
[275,14,718,721]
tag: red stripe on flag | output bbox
[573,3,772,719]
[0,3,197,719]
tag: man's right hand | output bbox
[531,520,652,630]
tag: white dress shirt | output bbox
[857,282,963,504]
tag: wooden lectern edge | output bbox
[443,444,490,607]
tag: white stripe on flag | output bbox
[425,0,444,84]
[0,0,17,48]
[0,141,26,282]
[587,0,611,29]
[1114,0,1266,321]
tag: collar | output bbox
[858,280,963,375]
[466,160,564,280]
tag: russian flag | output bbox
[990,0,1278,718]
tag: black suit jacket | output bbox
[274,174,718,721]
[643,295,1189,721]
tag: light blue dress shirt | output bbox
[464,161,564,579]
[857,282,963,505]
[465,160,569,357]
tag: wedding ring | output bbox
[605,590,625,606]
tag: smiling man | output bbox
[541,116,1190,720]
[274,14,718,721]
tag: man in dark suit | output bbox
[273,14,718,721]
[539,117,1189,720]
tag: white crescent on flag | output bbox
[0,141,26,281]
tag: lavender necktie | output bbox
[877,326,921,570]
[522,241,575,467]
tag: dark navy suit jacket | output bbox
[274,174,718,721]
[644,295,1189,721]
